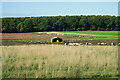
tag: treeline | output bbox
[2,15,120,33]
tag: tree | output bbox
[16,22,24,32]
[2,15,119,33]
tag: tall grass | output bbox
[0,46,2,79]
[2,45,118,78]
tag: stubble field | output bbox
[2,44,118,78]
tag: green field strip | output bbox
[2,39,50,42]
[63,37,119,41]
[57,31,119,36]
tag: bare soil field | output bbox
[2,33,95,40]
[2,33,119,46]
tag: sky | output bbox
[2,2,119,17]
[1,0,120,2]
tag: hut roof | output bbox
[51,37,62,43]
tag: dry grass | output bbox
[2,45,118,78]
[0,47,2,79]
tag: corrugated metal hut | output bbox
[51,37,63,43]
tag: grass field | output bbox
[2,45,118,78]
[58,31,119,36]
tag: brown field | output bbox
[2,33,119,46]
[2,44,118,78]
[2,33,95,40]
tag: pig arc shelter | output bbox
[51,37,63,43]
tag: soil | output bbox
[2,33,120,46]
[2,33,95,40]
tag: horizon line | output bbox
[1,14,118,18]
